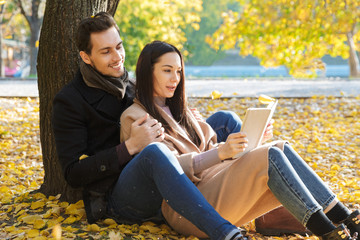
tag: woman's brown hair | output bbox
[135,41,201,146]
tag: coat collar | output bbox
[72,70,134,120]
[133,99,207,152]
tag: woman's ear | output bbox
[79,51,92,65]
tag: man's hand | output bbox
[217,132,248,160]
[125,114,165,155]
[262,119,274,143]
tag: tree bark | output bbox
[347,32,360,78]
[0,4,5,77]
[37,0,120,203]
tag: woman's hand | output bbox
[262,119,274,143]
[217,132,248,160]
[190,108,204,122]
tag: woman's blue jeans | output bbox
[268,144,336,225]
[208,111,337,226]
[206,110,242,142]
[107,143,237,239]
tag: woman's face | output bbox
[152,52,182,99]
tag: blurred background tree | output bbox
[207,0,360,77]
[114,0,202,71]
[0,0,5,77]
[183,0,236,66]
[0,0,44,77]
[0,0,29,77]
[15,0,45,76]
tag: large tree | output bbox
[208,0,360,77]
[16,0,45,76]
[37,0,120,202]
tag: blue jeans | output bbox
[208,111,337,226]
[268,144,336,225]
[206,110,242,143]
[107,143,237,239]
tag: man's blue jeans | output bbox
[206,110,242,142]
[107,111,241,239]
[107,143,237,239]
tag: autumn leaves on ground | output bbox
[0,96,359,239]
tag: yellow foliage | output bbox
[1,96,359,240]
[87,223,101,232]
[211,90,223,99]
[208,0,360,77]
[258,94,276,104]
[31,200,46,210]
[114,0,202,70]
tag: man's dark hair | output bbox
[76,12,120,54]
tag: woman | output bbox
[120,41,359,240]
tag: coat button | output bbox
[100,165,106,172]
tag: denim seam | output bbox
[268,156,322,225]
[320,194,337,211]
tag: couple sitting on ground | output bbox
[52,12,360,240]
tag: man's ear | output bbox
[79,51,92,65]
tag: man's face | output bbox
[80,26,125,78]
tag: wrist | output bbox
[124,139,138,156]
[217,143,226,160]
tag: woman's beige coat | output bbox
[120,99,285,238]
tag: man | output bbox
[52,12,248,240]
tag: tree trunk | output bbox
[0,4,5,77]
[29,20,41,76]
[37,0,120,203]
[30,21,41,75]
[0,27,3,77]
[347,32,360,78]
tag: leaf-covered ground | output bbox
[0,96,359,240]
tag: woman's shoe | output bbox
[341,210,360,236]
[321,224,354,240]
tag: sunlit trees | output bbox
[115,0,202,70]
[185,0,233,66]
[208,0,360,77]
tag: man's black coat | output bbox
[52,70,135,222]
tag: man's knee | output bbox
[141,142,183,172]
[219,110,242,125]
[268,146,283,159]
[142,142,170,156]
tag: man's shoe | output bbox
[321,224,354,240]
[340,210,360,236]
[255,206,312,236]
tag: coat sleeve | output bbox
[52,91,123,188]
[121,112,199,182]
[121,104,220,183]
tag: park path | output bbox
[1,78,360,98]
